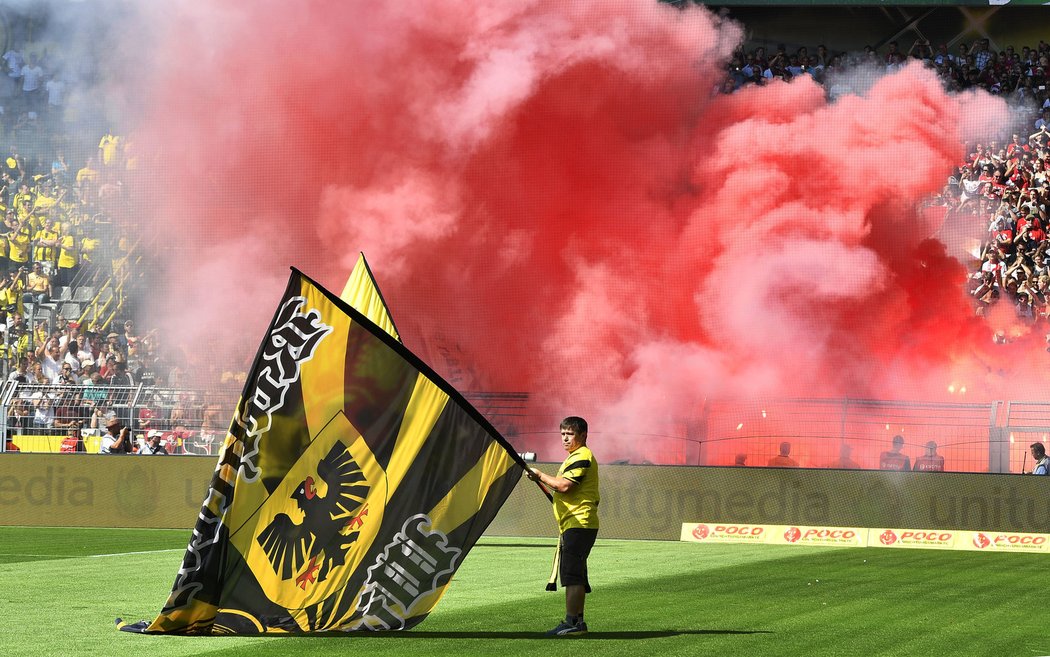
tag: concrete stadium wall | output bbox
[2,455,1047,539]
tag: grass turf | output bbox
[0,526,1045,656]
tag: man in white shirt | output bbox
[20,58,42,93]
[138,430,169,455]
[99,416,132,454]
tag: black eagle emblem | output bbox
[256,441,372,589]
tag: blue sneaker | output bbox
[546,619,588,636]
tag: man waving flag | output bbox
[119,268,527,634]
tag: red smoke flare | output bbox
[124,1,1028,460]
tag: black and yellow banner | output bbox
[121,269,525,634]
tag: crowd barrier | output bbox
[3,455,1048,541]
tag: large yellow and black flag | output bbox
[120,268,526,634]
[341,252,401,343]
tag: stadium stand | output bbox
[2,7,1048,473]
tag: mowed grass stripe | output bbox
[0,526,190,562]
[0,529,1044,657]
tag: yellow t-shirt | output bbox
[0,280,21,309]
[552,445,600,533]
[12,192,33,213]
[76,166,98,186]
[57,233,78,269]
[8,226,30,263]
[99,135,122,166]
[80,236,99,263]
[32,227,59,262]
[33,193,56,210]
[25,271,49,294]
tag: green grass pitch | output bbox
[0,526,1045,656]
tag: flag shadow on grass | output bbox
[305,629,772,639]
[473,543,558,549]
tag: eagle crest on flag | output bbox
[256,440,372,590]
[243,410,389,610]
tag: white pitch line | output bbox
[88,548,185,558]
[1,548,185,559]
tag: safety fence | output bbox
[6,386,1050,473]
[0,381,239,455]
[464,396,1050,474]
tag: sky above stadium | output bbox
[89,0,1045,445]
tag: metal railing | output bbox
[449,395,1050,473]
[7,387,1050,472]
[0,381,238,455]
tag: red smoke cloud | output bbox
[125,1,1030,460]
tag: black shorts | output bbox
[559,528,597,588]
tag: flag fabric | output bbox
[340,252,401,342]
[121,268,526,634]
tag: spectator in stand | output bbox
[80,371,107,411]
[1027,442,1049,475]
[1036,109,1050,132]
[83,405,107,437]
[768,441,800,467]
[970,39,992,72]
[74,333,93,370]
[74,156,99,196]
[31,215,59,271]
[884,40,905,69]
[137,394,159,434]
[53,361,78,385]
[167,392,195,430]
[36,339,62,381]
[52,386,80,433]
[119,319,137,350]
[98,353,118,379]
[29,387,54,435]
[879,435,911,471]
[7,219,30,273]
[134,350,158,387]
[2,46,23,85]
[0,270,22,313]
[22,261,49,305]
[50,152,68,183]
[26,358,43,384]
[44,75,64,123]
[107,360,134,387]
[31,317,46,346]
[7,396,28,436]
[19,55,43,108]
[6,355,27,382]
[165,425,192,455]
[54,221,78,288]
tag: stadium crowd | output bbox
[726,37,1050,335]
[0,34,241,455]
[961,129,1050,330]
[726,36,1050,108]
